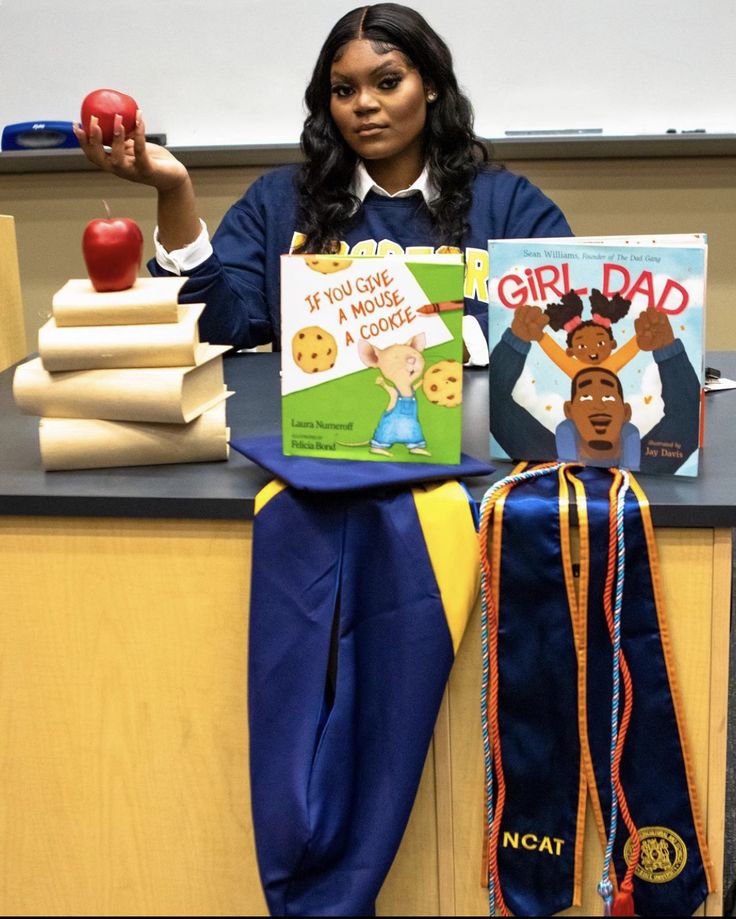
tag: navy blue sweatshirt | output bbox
[148,163,572,349]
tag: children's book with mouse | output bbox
[487,234,706,476]
[280,253,465,464]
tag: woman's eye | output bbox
[378,75,401,90]
[330,84,353,98]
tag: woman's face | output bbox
[329,39,429,187]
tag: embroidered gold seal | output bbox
[624,826,687,883]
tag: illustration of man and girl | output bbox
[489,289,701,473]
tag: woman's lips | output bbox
[356,123,387,136]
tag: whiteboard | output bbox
[2,0,734,147]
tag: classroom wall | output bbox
[4,1,734,143]
[1,155,734,352]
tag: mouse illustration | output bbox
[354,334,431,456]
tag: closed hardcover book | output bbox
[38,303,207,371]
[488,234,706,476]
[280,253,465,464]
[51,277,187,326]
[13,345,231,423]
[38,400,230,471]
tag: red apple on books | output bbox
[81,88,138,145]
[83,213,144,292]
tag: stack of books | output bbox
[13,277,232,470]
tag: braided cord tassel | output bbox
[607,472,641,916]
[597,469,631,914]
[479,462,563,917]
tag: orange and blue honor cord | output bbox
[595,468,640,916]
[584,468,712,916]
[479,461,565,917]
[479,464,713,917]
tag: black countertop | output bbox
[1,351,735,527]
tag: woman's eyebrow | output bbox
[331,57,408,81]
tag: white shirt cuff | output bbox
[153,219,213,274]
[462,314,490,367]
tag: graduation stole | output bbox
[479,463,714,917]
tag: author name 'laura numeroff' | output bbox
[292,419,355,431]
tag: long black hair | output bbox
[296,3,489,253]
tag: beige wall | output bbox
[1,156,734,352]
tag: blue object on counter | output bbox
[2,121,79,151]
[230,433,494,493]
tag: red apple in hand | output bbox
[83,216,144,292]
[81,88,138,145]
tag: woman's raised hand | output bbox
[73,111,189,193]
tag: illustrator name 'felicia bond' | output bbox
[497,262,691,315]
[290,439,337,451]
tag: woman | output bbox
[74,3,572,359]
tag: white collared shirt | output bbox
[350,160,439,204]
[153,162,488,364]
